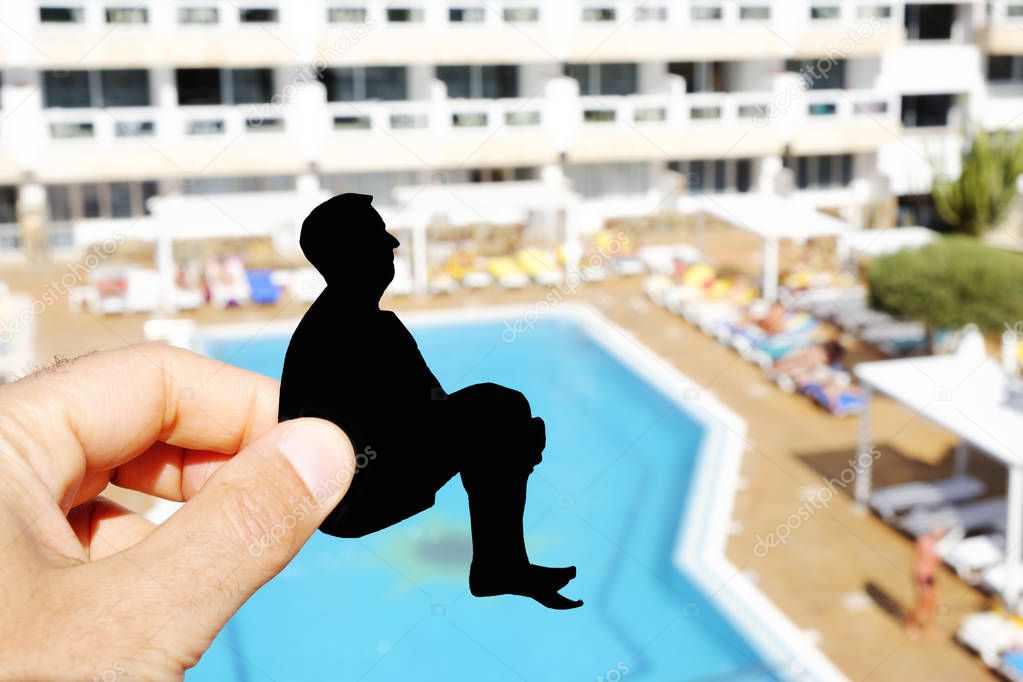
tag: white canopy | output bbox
[854,339,1023,609]
[679,194,860,301]
[389,180,583,293]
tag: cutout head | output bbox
[300,193,401,301]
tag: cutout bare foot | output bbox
[470,563,583,609]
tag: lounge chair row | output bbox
[782,283,933,357]
[643,257,865,417]
[424,241,649,295]
[72,258,295,314]
[869,475,1023,593]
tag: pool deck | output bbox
[14,265,998,681]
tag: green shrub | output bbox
[866,236,1023,333]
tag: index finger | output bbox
[0,343,280,507]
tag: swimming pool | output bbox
[189,309,784,681]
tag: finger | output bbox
[109,442,236,503]
[0,343,279,510]
[122,418,354,655]
[67,497,156,560]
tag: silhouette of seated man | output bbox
[279,193,581,609]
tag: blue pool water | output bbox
[191,316,776,681]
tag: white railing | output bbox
[42,104,289,143]
[325,96,544,135]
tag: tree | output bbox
[933,129,1023,236]
[867,236,1023,334]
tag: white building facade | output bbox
[0,0,1013,254]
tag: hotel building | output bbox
[0,1,1015,262]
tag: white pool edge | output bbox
[164,302,847,682]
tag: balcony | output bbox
[25,74,900,182]
[34,105,305,182]
[979,1,1023,54]
[321,97,558,171]
[3,0,912,69]
[5,1,309,68]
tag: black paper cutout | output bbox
[279,193,581,609]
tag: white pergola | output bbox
[75,189,329,311]
[854,342,1023,609]
[679,194,860,301]
[389,180,582,294]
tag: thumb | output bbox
[127,418,355,659]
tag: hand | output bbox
[0,344,354,680]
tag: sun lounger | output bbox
[861,320,929,355]
[643,275,673,306]
[637,244,701,276]
[517,248,563,286]
[246,269,280,305]
[487,257,530,289]
[897,496,1007,538]
[206,257,250,308]
[425,263,457,295]
[801,381,866,417]
[958,611,1023,668]
[869,475,985,520]
[941,532,1005,585]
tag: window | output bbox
[0,187,17,224]
[636,6,667,21]
[322,171,418,201]
[231,69,274,104]
[565,163,649,198]
[810,5,840,20]
[387,8,423,22]
[691,5,722,21]
[328,7,367,22]
[670,158,756,194]
[669,62,726,93]
[739,5,770,20]
[106,7,148,24]
[736,158,751,192]
[788,154,853,189]
[109,182,133,218]
[988,55,1023,82]
[450,7,485,22]
[47,181,162,221]
[1011,3,1023,17]
[436,65,518,99]
[179,7,219,24]
[176,69,221,105]
[182,175,295,195]
[567,63,637,96]
[582,7,615,21]
[115,120,155,136]
[905,3,955,41]
[40,7,84,23]
[47,185,72,222]
[322,67,408,101]
[43,70,91,108]
[785,59,846,90]
[503,7,538,21]
[901,93,955,127]
[239,7,279,23]
[857,4,891,18]
[100,70,150,107]
[44,70,151,108]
